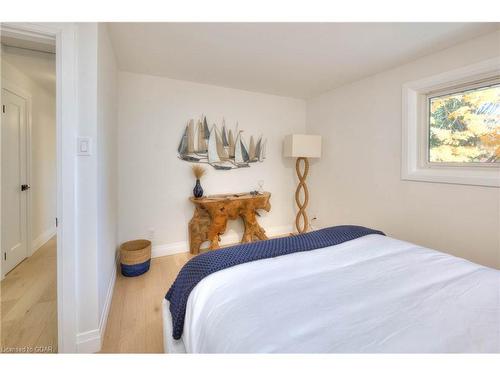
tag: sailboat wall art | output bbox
[178,116,267,170]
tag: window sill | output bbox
[402,164,500,187]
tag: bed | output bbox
[162,227,500,353]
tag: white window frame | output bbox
[402,57,500,188]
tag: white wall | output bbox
[306,30,500,269]
[118,72,306,252]
[96,23,118,334]
[1,48,56,254]
[74,23,119,353]
[75,23,100,348]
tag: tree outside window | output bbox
[429,84,499,163]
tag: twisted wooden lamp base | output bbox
[295,157,309,233]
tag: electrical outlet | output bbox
[310,215,319,230]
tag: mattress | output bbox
[162,234,500,353]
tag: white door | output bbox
[1,88,29,275]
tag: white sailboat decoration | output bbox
[203,117,210,142]
[228,129,235,158]
[255,136,262,162]
[221,118,229,147]
[187,119,195,153]
[197,119,207,153]
[208,125,233,170]
[178,126,187,153]
[177,116,266,170]
[215,125,229,160]
[248,136,256,162]
[234,131,250,167]
[207,125,219,163]
[178,120,203,162]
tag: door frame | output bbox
[1,82,33,274]
[1,22,78,352]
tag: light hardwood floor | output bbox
[1,237,58,353]
[101,252,194,353]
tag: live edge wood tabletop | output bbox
[188,192,271,254]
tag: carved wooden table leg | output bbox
[206,209,229,250]
[241,209,268,242]
[188,207,210,254]
[240,204,269,242]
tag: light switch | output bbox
[77,137,92,156]
[81,142,88,152]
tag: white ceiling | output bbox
[1,45,56,96]
[108,22,499,99]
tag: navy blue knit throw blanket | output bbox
[165,225,384,339]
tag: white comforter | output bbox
[179,234,500,353]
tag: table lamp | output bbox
[283,134,322,233]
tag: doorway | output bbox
[1,89,29,274]
[1,38,57,352]
[0,22,79,354]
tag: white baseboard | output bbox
[265,225,295,238]
[98,256,117,341]
[76,254,118,353]
[31,227,56,255]
[151,224,293,258]
[152,240,189,258]
[75,329,101,353]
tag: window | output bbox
[428,83,499,164]
[402,58,500,187]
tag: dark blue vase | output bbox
[193,179,203,198]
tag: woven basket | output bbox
[120,239,152,277]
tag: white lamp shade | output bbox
[283,134,322,158]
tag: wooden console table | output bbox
[188,192,271,254]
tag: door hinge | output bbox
[2,105,5,113]
[56,217,58,228]
[3,252,6,261]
